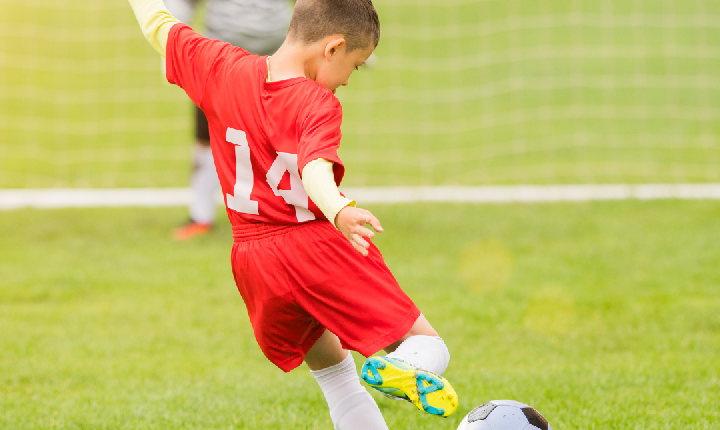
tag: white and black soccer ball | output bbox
[457,400,551,430]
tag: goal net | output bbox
[1,0,719,188]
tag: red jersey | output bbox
[165,24,345,225]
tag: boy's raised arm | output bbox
[128,0,180,57]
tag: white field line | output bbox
[1,185,720,210]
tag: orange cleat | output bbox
[173,220,213,241]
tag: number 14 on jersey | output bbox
[225,127,315,222]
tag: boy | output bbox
[127,0,458,428]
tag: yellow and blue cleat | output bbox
[361,356,458,418]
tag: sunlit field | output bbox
[1,202,718,429]
[2,0,720,428]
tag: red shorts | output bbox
[230,220,420,372]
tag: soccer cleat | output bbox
[173,220,213,240]
[361,356,459,418]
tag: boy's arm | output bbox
[128,0,180,57]
[132,0,245,109]
[302,158,354,226]
[302,159,383,256]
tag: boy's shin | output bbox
[310,354,389,430]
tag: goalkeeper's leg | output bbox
[174,107,219,240]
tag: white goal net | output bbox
[1,0,719,189]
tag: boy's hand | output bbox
[335,206,383,256]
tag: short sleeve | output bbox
[165,23,249,108]
[297,95,345,185]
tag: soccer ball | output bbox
[457,400,551,430]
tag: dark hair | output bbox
[288,0,380,51]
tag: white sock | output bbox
[189,145,220,224]
[385,335,450,376]
[310,353,389,430]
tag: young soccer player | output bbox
[127,0,459,427]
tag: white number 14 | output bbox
[225,127,315,222]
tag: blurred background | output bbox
[1,0,719,429]
[2,0,719,188]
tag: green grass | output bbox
[1,201,719,428]
[2,0,720,187]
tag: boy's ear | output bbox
[324,37,346,59]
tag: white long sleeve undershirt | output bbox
[301,159,355,227]
[128,0,179,57]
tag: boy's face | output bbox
[316,38,375,94]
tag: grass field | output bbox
[1,201,719,429]
[2,0,720,187]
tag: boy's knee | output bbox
[305,330,348,371]
[385,313,438,353]
[385,335,450,376]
